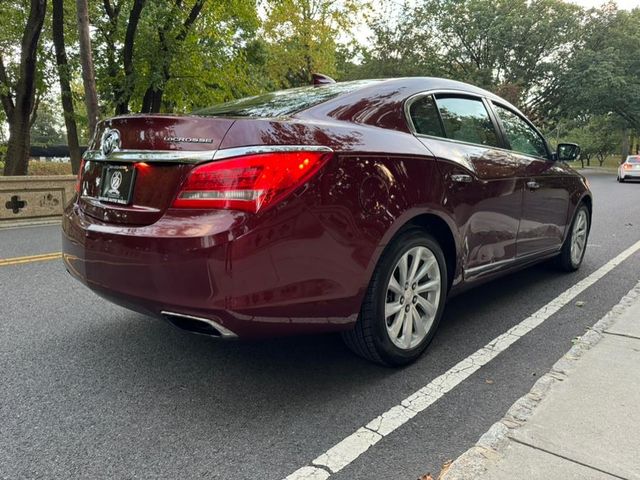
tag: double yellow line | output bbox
[0,252,62,267]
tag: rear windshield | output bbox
[627,156,640,163]
[195,80,379,118]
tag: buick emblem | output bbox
[101,128,121,156]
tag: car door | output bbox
[490,102,571,256]
[407,93,528,277]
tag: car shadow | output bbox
[45,258,572,410]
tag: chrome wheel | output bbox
[570,209,588,266]
[385,246,442,350]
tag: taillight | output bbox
[75,158,86,193]
[623,163,633,169]
[172,151,330,212]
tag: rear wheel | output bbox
[557,204,590,272]
[341,228,447,366]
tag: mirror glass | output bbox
[557,143,580,162]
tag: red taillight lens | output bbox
[75,158,86,194]
[623,163,633,169]
[172,151,330,212]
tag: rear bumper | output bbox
[61,201,362,338]
[621,170,640,178]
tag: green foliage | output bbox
[261,0,363,88]
[31,100,66,145]
[550,6,640,132]
[352,0,581,116]
[93,0,262,114]
[562,116,622,167]
[2,0,640,175]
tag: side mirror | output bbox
[557,143,580,162]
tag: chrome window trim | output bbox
[404,89,552,161]
[404,88,487,136]
[405,89,505,150]
[82,145,333,164]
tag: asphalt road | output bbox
[1,170,639,480]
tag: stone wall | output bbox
[0,175,76,226]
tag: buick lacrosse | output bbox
[62,77,591,365]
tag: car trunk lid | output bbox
[78,115,235,226]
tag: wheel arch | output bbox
[368,211,460,293]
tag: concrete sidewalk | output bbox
[442,282,640,480]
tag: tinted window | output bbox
[626,156,640,164]
[494,104,548,158]
[196,80,379,118]
[435,96,500,147]
[409,95,445,137]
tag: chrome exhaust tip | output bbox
[161,311,237,338]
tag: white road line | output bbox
[284,239,640,479]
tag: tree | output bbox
[30,101,66,145]
[93,0,260,114]
[350,1,440,79]
[549,5,640,159]
[262,0,362,88]
[561,116,620,168]
[53,0,81,173]
[355,0,580,118]
[98,0,147,114]
[1,0,48,176]
[76,0,99,138]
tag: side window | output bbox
[409,95,445,138]
[434,96,500,147]
[494,104,548,158]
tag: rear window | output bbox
[196,80,379,118]
[627,156,640,164]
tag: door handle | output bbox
[451,174,473,184]
[527,181,541,190]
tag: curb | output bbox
[440,280,640,480]
[0,218,61,229]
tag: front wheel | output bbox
[557,204,590,272]
[341,228,448,366]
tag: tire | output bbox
[557,204,590,272]
[341,228,448,366]
[617,175,622,182]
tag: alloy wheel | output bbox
[570,209,588,266]
[384,246,442,350]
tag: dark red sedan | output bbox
[62,77,591,365]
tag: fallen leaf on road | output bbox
[438,460,453,479]
[575,301,585,307]
[418,474,433,480]
[485,379,494,384]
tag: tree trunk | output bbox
[139,0,203,114]
[76,0,100,139]
[115,0,146,114]
[52,0,81,174]
[621,129,630,162]
[1,0,47,176]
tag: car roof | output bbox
[301,77,517,133]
